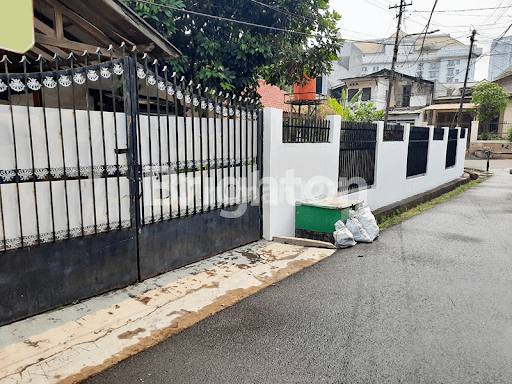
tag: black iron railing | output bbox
[282,117,330,143]
[383,123,404,141]
[446,128,458,168]
[339,121,377,191]
[407,127,430,177]
[433,127,445,140]
[0,47,261,252]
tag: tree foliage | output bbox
[319,92,385,122]
[471,82,509,123]
[127,0,342,96]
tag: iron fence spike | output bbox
[95,47,102,54]
[171,71,177,77]
[35,54,46,63]
[142,52,148,60]
[120,42,127,48]
[152,59,158,65]
[107,44,114,52]
[19,56,30,64]
[162,65,168,72]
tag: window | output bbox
[362,67,367,72]
[418,63,424,69]
[402,85,411,107]
[447,78,453,83]
[361,87,371,101]
[448,60,455,66]
[454,79,459,83]
[429,72,438,78]
[373,66,379,71]
[447,69,454,76]
[429,63,437,69]
[347,88,359,102]
[456,59,460,64]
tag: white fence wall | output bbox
[262,109,340,239]
[262,108,467,240]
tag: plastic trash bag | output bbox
[333,220,356,248]
[346,210,373,243]
[354,204,379,241]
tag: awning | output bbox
[423,103,476,111]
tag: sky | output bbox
[329,0,512,80]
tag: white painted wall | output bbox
[262,108,341,239]
[261,109,467,240]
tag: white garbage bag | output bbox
[354,204,379,241]
[346,210,373,243]
[333,220,356,248]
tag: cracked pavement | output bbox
[0,241,335,384]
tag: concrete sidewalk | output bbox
[0,241,335,384]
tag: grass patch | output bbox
[47,300,80,313]
[377,178,485,231]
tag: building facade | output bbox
[322,32,483,94]
[488,36,512,81]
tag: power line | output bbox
[248,0,316,23]
[129,0,326,36]
[414,5,512,12]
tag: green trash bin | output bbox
[295,196,362,243]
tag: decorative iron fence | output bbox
[407,127,430,177]
[282,117,330,143]
[445,128,458,168]
[383,123,404,142]
[477,121,511,140]
[0,47,261,252]
[338,121,377,191]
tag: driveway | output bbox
[85,169,512,384]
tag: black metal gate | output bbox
[131,56,261,279]
[0,48,262,325]
[338,121,377,191]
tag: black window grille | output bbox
[407,127,430,177]
[383,123,404,141]
[460,129,466,138]
[282,118,330,143]
[339,121,377,191]
[446,128,458,168]
[361,87,371,101]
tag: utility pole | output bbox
[383,0,412,126]
[454,29,476,129]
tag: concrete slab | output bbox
[272,236,336,249]
[0,241,335,384]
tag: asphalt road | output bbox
[85,170,512,384]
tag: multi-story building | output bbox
[488,36,512,81]
[321,31,483,95]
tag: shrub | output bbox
[507,126,512,142]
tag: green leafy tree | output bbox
[127,0,342,95]
[470,82,509,128]
[319,92,385,122]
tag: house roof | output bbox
[332,69,434,89]
[423,103,476,111]
[493,65,512,82]
[26,0,182,61]
[257,80,288,111]
[354,32,465,54]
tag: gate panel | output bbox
[0,56,138,325]
[134,61,261,278]
[139,205,260,279]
